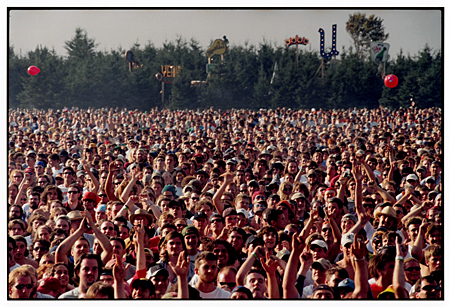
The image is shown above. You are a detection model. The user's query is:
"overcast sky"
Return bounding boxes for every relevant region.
[9,8,442,60]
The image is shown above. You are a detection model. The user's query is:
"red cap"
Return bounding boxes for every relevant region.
[252,191,266,203]
[37,277,61,295]
[277,200,293,213]
[82,191,99,203]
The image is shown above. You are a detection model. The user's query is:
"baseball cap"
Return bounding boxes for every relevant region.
[337,278,355,291]
[341,213,358,224]
[193,211,208,220]
[24,167,34,174]
[210,213,224,223]
[222,207,238,218]
[245,235,264,247]
[147,264,169,278]
[341,232,355,247]
[182,225,199,237]
[311,284,334,296]
[95,204,106,213]
[310,239,328,252]
[131,278,154,291]
[312,258,333,271]
[231,286,253,299]
[425,176,436,183]
[82,191,98,203]
[36,277,61,295]
[236,209,249,219]
[406,174,418,181]
[34,161,46,168]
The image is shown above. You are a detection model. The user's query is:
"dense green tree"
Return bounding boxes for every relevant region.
[15,46,66,109]
[346,12,389,60]
[8,28,441,112]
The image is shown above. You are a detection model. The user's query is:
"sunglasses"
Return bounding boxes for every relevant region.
[175,224,187,228]
[191,197,200,201]
[255,196,266,200]
[322,228,332,232]
[421,285,440,292]
[284,230,296,236]
[14,284,34,290]
[34,246,48,252]
[284,188,293,192]
[405,266,420,272]
[68,191,79,194]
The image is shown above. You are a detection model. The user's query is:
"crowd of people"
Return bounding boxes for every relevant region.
[7,105,442,300]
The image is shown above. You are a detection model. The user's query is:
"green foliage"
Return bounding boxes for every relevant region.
[346,12,389,59]
[8,28,441,111]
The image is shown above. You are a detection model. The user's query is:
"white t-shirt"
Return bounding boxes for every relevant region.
[192,285,231,299]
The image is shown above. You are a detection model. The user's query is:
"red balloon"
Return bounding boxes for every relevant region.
[27,66,40,76]
[384,74,398,88]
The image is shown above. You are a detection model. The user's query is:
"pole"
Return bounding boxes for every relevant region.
[321,58,324,78]
[296,44,299,67]
[161,81,164,104]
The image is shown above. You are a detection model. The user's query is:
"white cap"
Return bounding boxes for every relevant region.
[236,209,249,219]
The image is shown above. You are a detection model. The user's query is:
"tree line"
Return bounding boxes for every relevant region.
[9,28,441,112]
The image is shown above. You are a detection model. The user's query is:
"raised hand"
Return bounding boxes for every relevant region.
[109,161,118,172]
[352,164,364,182]
[310,206,320,221]
[292,233,305,253]
[113,254,130,281]
[260,252,280,275]
[133,221,145,245]
[350,237,367,260]
[168,250,190,277]
[300,250,313,267]
[79,217,90,233]
[395,236,407,258]
[220,172,234,183]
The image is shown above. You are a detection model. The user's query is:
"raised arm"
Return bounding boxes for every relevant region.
[336,175,349,203]
[411,219,428,262]
[369,181,396,204]
[168,250,190,299]
[120,169,141,203]
[324,208,341,262]
[131,225,144,269]
[260,252,280,299]
[105,162,120,201]
[350,237,369,298]
[82,160,99,192]
[360,158,377,183]
[116,195,139,220]
[113,254,130,299]
[351,164,365,215]
[393,237,409,298]
[282,233,305,298]
[212,172,234,215]
[236,245,264,286]
[55,218,87,264]
[14,173,33,205]
[83,210,113,265]
[401,202,431,225]
[299,206,319,241]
